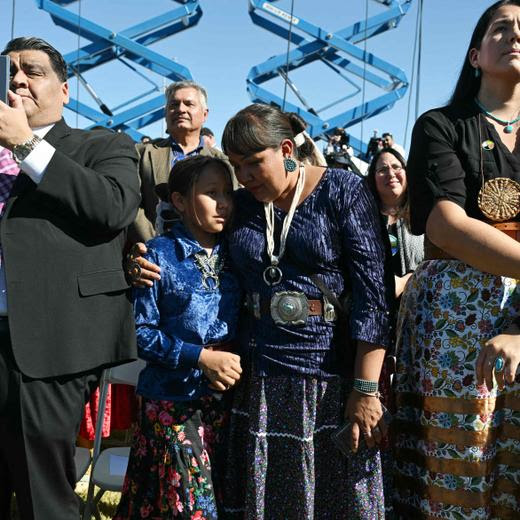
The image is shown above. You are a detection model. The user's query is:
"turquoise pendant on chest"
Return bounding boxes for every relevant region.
[475,97,520,134]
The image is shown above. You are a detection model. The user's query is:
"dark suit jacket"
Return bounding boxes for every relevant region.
[129,137,232,244]
[1,120,141,378]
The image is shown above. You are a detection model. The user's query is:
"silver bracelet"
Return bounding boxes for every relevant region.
[353,387,381,398]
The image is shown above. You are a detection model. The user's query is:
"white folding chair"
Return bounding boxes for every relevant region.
[74,447,91,481]
[82,359,145,520]
[74,446,91,516]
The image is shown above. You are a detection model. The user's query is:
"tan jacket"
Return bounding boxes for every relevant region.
[128,137,232,243]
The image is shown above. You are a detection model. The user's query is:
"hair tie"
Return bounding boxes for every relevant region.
[293,131,306,147]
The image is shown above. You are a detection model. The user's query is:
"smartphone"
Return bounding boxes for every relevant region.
[332,404,392,457]
[0,55,9,105]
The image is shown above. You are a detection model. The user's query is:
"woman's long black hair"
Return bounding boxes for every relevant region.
[450,0,520,106]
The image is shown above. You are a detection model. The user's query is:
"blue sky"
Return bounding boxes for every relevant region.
[1,0,493,151]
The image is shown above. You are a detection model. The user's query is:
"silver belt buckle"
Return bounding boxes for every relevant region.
[270,291,308,326]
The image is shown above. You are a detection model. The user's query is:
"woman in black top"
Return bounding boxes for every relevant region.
[394,1,520,518]
[366,148,424,296]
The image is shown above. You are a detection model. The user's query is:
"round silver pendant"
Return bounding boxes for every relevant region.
[263,265,283,286]
[270,291,309,326]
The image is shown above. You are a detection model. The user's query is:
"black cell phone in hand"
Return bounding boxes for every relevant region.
[332,403,392,457]
[0,56,10,105]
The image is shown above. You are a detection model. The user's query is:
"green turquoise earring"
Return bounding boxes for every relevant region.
[283,157,298,172]
[474,67,480,78]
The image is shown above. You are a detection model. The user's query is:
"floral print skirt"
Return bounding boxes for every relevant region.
[114,395,228,520]
[220,371,386,520]
[394,260,520,519]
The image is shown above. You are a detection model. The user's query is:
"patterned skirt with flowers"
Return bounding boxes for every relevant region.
[394,259,520,519]
[114,395,228,520]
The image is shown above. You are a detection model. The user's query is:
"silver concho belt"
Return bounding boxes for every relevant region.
[270,291,309,326]
[244,291,337,325]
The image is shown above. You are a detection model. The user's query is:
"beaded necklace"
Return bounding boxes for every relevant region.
[474,97,520,134]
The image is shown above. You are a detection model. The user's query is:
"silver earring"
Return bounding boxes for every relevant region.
[474,67,480,78]
[283,157,297,173]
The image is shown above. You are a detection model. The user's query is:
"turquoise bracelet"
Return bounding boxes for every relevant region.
[353,378,378,394]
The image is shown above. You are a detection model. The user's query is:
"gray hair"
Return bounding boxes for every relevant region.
[165,80,208,110]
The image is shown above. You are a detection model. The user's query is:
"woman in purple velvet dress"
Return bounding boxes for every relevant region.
[219,104,394,519]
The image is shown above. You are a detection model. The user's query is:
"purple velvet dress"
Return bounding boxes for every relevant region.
[221,168,394,519]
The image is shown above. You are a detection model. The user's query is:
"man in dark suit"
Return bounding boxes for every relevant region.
[0,37,140,519]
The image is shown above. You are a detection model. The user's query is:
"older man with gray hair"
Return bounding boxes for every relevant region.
[129,80,228,243]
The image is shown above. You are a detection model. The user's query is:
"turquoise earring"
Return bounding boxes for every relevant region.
[283,157,298,173]
[474,67,480,78]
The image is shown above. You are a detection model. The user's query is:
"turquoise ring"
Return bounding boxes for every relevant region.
[494,356,505,372]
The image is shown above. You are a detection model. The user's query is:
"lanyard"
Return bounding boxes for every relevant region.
[263,163,306,286]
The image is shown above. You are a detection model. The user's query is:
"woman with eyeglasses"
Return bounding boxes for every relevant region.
[394,1,520,517]
[366,148,424,299]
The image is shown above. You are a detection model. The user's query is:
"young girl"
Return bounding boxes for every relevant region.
[114,155,242,520]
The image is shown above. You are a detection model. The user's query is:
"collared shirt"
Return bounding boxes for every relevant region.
[0,124,55,315]
[154,136,205,234]
[169,135,204,167]
[134,221,241,401]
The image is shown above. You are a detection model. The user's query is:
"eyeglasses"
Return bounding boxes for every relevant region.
[375,164,404,176]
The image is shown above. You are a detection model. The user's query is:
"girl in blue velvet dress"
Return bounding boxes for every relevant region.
[114,155,241,520]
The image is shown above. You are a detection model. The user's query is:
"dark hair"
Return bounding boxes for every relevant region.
[91,125,114,133]
[2,37,68,82]
[167,155,233,200]
[366,147,409,219]
[200,127,214,138]
[450,0,520,106]
[221,104,314,162]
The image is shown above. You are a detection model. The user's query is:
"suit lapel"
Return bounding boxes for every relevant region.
[42,118,72,148]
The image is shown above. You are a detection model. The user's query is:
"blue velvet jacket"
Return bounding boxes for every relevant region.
[134,221,241,401]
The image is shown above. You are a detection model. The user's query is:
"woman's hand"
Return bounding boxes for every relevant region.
[198,350,242,392]
[126,242,161,288]
[345,391,387,453]
[476,326,520,391]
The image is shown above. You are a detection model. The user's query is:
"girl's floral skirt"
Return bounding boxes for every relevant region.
[394,260,520,519]
[114,395,228,520]
[220,371,386,520]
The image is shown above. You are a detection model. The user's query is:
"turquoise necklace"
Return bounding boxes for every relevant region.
[474,97,520,134]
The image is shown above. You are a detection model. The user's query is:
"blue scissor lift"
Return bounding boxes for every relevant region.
[34,0,202,141]
[247,0,413,156]
[35,0,412,153]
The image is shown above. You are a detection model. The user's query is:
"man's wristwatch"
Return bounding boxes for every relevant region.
[12,135,42,164]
